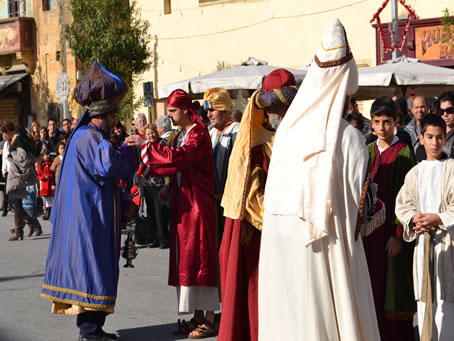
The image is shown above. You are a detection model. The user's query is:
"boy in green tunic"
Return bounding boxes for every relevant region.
[363,96,416,341]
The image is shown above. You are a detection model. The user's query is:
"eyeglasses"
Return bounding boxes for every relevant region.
[439,107,454,115]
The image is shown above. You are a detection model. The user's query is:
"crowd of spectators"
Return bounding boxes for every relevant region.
[0,117,78,239]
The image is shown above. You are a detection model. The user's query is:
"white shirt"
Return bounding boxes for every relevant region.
[2,140,10,174]
[376,135,399,154]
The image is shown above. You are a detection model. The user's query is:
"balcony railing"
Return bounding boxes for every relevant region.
[0,17,35,55]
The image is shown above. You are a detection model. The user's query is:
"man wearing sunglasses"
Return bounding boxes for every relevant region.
[440,91,454,158]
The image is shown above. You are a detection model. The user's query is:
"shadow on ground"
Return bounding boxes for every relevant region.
[117,323,189,341]
[0,273,44,283]
[29,235,51,240]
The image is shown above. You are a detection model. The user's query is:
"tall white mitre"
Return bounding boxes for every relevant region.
[263,18,359,246]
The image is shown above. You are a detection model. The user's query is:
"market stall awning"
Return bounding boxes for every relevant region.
[355,57,454,100]
[158,59,307,99]
[0,73,28,92]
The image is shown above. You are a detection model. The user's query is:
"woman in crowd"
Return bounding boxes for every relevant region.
[141,124,170,248]
[2,121,42,240]
[36,127,51,154]
[112,120,128,146]
[134,113,147,137]
[31,121,41,143]
[144,124,159,142]
[155,116,174,145]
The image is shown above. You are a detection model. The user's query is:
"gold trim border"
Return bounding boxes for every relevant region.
[42,284,116,301]
[40,293,115,310]
[273,89,290,106]
[314,53,353,69]
[320,41,349,51]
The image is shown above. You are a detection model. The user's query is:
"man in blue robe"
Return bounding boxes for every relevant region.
[41,61,137,341]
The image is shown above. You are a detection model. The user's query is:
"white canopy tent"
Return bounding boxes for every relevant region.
[355,57,454,100]
[158,59,308,99]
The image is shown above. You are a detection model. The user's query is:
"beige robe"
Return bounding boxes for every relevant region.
[395,159,454,303]
[258,121,380,341]
[395,159,454,340]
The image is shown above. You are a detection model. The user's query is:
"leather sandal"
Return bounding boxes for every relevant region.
[172,318,199,335]
[188,320,217,339]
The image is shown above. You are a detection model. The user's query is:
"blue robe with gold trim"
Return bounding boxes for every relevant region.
[41,123,134,313]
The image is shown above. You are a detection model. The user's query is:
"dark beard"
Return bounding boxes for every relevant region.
[102,117,112,140]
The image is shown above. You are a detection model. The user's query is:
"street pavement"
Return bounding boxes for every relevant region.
[0,214,218,341]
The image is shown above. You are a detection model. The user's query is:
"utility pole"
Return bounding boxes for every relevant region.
[57,0,70,120]
[391,0,399,60]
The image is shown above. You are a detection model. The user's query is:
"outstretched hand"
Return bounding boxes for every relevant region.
[125,134,145,148]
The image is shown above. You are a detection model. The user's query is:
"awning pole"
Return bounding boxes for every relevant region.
[391,0,399,60]
[61,0,69,120]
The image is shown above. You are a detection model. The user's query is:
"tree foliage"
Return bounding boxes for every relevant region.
[441,8,453,28]
[441,8,454,61]
[66,0,152,120]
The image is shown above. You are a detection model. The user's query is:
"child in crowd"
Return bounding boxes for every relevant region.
[396,114,454,341]
[363,96,416,341]
[51,142,65,185]
[37,149,54,220]
[37,127,51,154]
[59,132,70,145]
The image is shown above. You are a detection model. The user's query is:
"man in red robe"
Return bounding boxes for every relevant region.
[218,69,297,341]
[126,89,219,338]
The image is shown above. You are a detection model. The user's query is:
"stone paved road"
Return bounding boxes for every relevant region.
[0,214,218,341]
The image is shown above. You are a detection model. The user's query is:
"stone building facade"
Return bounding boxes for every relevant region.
[135,0,454,116]
[0,0,78,127]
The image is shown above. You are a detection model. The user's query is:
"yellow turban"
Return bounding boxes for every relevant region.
[203,88,233,111]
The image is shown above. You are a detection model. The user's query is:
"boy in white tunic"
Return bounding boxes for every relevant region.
[396,114,454,341]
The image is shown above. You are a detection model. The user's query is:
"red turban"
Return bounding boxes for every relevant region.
[262,69,296,91]
[167,89,204,127]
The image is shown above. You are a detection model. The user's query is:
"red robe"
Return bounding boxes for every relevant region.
[218,145,269,341]
[140,124,217,287]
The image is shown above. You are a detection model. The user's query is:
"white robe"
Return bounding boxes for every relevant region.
[258,122,380,341]
[416,160,454,340]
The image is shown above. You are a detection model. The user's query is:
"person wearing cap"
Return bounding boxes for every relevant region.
[203,88,239,245]
[218,69,297,341]
[41,61,137,341]
[258,20,380,340]
[126,89,219,339]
